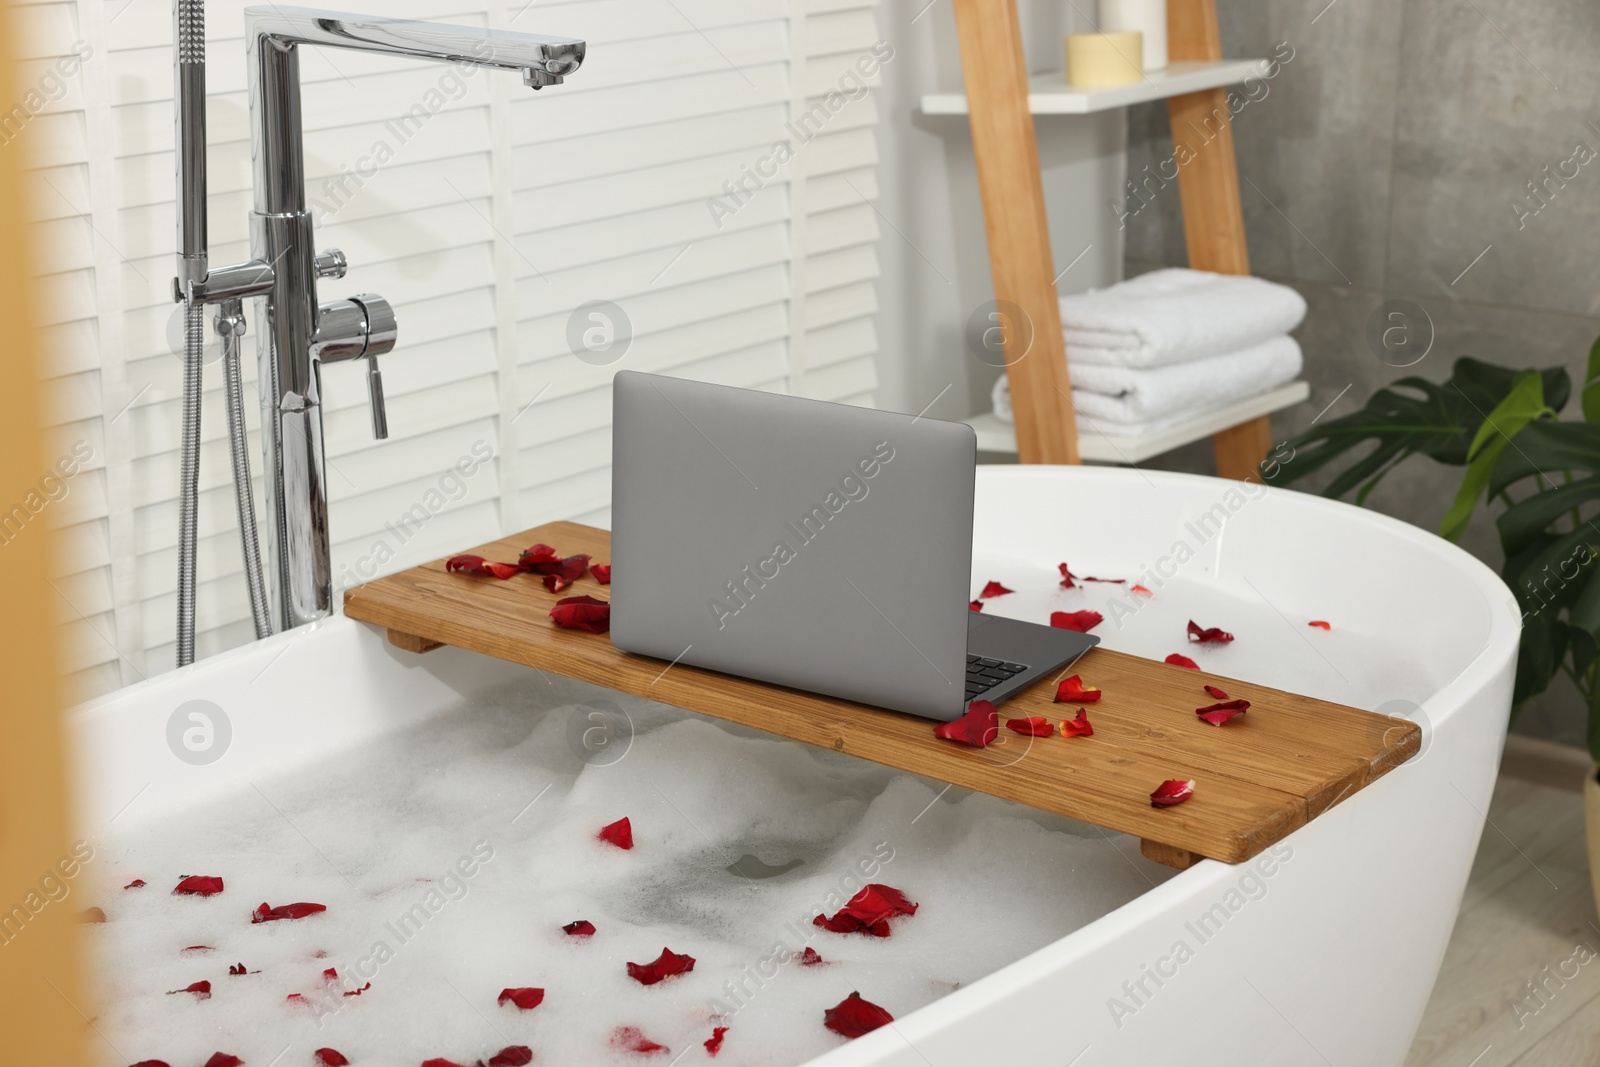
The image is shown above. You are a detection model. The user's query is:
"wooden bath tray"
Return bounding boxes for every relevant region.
[344,521,1420,868]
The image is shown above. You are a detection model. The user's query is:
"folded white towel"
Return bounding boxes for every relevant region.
[991,335,1303,431]
[1060,268,1306,368]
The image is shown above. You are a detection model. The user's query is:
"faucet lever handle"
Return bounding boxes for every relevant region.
[349,294,396,441]
[314,248,348,280]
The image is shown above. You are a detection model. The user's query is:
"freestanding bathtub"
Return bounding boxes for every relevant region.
[70,467,1518,1066]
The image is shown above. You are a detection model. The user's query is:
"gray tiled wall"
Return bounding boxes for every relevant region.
[1122,0,1600,749]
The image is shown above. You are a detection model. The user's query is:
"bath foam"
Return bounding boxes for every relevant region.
[87,676,1175,1067]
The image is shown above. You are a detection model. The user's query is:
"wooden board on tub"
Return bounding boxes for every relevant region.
[343,521,1420,868]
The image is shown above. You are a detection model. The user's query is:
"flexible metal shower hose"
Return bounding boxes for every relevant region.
[175,301,204,667]
[220,307,273,640]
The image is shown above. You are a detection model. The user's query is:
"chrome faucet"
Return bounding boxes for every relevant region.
[171,4,585,648]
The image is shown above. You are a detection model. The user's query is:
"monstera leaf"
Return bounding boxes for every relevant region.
[1491,419,1600,735]
[1276,358,1571,503]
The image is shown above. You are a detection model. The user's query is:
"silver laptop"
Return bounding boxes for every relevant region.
[609,371,1098,722]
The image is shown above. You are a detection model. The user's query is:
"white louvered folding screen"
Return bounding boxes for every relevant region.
[13,0,882,702]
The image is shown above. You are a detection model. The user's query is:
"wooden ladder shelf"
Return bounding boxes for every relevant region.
[952,0,1279,477]
[344,522,1420,870]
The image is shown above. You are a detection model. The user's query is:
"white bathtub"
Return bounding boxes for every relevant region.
[71,467,1519,1066]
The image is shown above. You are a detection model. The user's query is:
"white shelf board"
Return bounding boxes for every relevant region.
[967,380,1311,464]
[920,59,1270,116]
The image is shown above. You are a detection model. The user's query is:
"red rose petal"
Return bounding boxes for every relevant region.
[124,879,146,890]
[592,564,612,584]
[932,700,999,747]
[814,884,917,937]
[250,901,326,924]
[563,919,596,937]
[173,875,224,897]
[1164,653,1200,669]
[516,543,559,569]
[598,817,634,850]
[1007,716,1054,737]
[1203,684,1229,699]
[799,946,825,966]
[1195,699,1250,726]
[498,987,545,1011]
[228,963,247,976]
[542,573,573,593]
[1058,563,1077,589]
[1082,575,1125,584]
[181,945,213,955]
[1151,779,1196,807]
[1059,708,1093,738]
[421,1060,468,1067]
[488,1047,534,1067]
[549,594,610,633]
[1308,620,1331,630]
[1050,610,1102,632]
[445,554,521,580]
[167,980,211,999]
[969,599,983,612]
[823,991,894,1039]
[978,580,1013,599]
[1132,584,1154,597]
[1187,619,1234,644]
[130,1061,174,1067]
[313,1051,350,1067]
[202,1056,243,1067]
[610,1026,669,1054]
[704,1026,729,1056]
[626,946,696,985]
[1053,674,1101,704]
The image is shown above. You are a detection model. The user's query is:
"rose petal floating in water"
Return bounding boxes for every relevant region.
[978,580,1013,599]
[592,564,612,584]
[1050,610,1102,633]
[704,1026,729,1056]
[313,1051,349,1067]
[167,980,211,999]
[1053,674,1101,703]
[488,1048,534,1067]
[1060,709,1094,738]
[610,1026,670,1054]
[123,879,146,890]
[1187,620,1234,644]
[1133,584,1153,596]
[181,945,212,955]
[1058,563,1077,589]
[250,901,326,924]
[1164,653,1199,670]
[823,992,894,1039]
[563,919,596,937]
[420,1059,468,1067]
[968,600,983,612]
[932,700,998,747]
[549,595,610,633]
[445,554,521,580]
[626,947,696,985]
[598,817,633,850]
[1203,684,1229,700]
[1150,779,1196,807]
[799,946,825,966]
[202,1056,243,1067]
[129,1061,173,1067]
[498,987,545,1011]
[1308,620,1331,630]
[813,883,918,938]
[227,963,248,976]
[1195,699,1250,726]
[173,875,224,897]
[1007,716,1054,737]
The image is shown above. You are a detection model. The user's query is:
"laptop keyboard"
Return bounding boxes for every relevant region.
[965,654,1029,699]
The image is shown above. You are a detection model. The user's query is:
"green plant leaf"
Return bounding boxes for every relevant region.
[1489,421,1600,498]
[1495,477,1600,558]
[1439,370,1551,542]
[1274,358,1569,501]
[1583,332,1600,424]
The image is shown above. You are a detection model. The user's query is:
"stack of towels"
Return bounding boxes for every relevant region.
[991,268,1307,437]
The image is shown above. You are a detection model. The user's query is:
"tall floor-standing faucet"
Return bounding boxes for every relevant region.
[171,4,584,657]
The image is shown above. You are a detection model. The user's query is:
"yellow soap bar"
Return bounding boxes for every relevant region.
[1064,31,1143,87]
